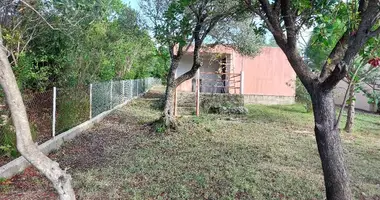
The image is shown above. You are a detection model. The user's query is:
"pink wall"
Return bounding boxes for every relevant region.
[177,79,193,92]
[238,47,296,97]
[176,46,296,97]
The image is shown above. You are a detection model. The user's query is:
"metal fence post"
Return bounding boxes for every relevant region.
[130,80,133,99]
[52,87,56,137]
[122,80,125,102]
[145,78,148,92]
[89,84,92,119]
[110,80,113,109]
[196,70,200,116]
[136,79,139,96]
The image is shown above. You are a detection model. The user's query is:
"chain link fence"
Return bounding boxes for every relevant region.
[1,77,160,165]
[17,78,160,144]
[91,78,160,117]
[56,86,90,135]
[24,91,53,144]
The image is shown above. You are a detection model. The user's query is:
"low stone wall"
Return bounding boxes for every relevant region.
[244,94,295,105]
[200,93,244,108]
[177,92,244,107]
[177,92,295,107]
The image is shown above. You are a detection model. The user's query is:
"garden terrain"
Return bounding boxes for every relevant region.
[0,87,379,200]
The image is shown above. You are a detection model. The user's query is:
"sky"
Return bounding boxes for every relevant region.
[121,0,313,49]
[123,0,140,10]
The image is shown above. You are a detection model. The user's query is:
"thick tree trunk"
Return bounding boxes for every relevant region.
[163,59,179,129]
[344,83,356,133]
[311,88,352,200]
[0,48,75,200]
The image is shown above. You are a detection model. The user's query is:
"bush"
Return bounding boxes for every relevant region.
[0,122,18,158]
[295,78,312,112]
[208,105,248,115]
[0,121,38,159]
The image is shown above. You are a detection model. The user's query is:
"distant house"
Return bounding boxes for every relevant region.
[334,80,380,113]
[176,45,296,105]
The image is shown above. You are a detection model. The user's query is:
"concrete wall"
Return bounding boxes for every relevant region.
[244,94,295,105]
[177,91,294,107]
[200,93,244,108]
[334,80,377,112]
[177,92,244,108]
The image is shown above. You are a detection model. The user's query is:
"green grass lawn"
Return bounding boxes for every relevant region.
[69,97,380,200]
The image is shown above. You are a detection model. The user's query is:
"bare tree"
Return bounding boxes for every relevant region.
[245,0,380,199]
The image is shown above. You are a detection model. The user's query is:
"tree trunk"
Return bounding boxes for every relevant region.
[163,59,179,129]
[344,83,356,133]
[0,48,76,200]
[311,88,352,200]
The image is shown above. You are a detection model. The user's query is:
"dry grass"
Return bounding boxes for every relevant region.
[1,88,379,199]
[71,98,380,199]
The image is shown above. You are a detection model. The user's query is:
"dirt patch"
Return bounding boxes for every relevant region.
[0,166,57,200]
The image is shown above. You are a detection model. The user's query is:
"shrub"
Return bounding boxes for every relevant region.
[0,121,38,158]
[295,78,312,112]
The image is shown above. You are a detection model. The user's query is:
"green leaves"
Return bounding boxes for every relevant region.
[2,0,165,90]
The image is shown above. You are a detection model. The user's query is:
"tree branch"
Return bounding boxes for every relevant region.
[320,0,380,88]
[19,0,57,31]
[280,0,296,48]
[335,63,362,128]
[342,0,380,64]
[321,61,348,89]
[369,26,380,37]
[319,31,350,81]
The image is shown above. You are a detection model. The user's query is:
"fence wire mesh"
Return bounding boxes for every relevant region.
[0,77,160,166]
[111,81,124,108]
[92,81,112,117]
[24,90,53,144]
[124,80,133,101]
[91,78,160,117]
[56,86,90,135]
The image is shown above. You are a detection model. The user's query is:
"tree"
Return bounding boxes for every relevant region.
[4,0,160,90]
[341,56,380,133]
[141,0,220,128]
[141,0,262,129]
[244,0,380,199]
[210,19,264,57]
[306,18,380,133]
[0,1,75,199]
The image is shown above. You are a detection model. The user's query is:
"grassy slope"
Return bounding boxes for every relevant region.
[72,96,380,200]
